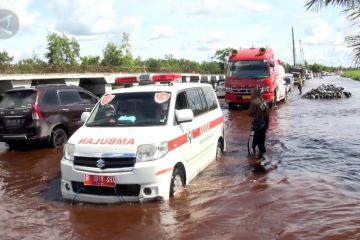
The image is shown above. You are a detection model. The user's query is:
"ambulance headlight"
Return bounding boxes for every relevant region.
[136,142,168,162]
[63,143,75,161]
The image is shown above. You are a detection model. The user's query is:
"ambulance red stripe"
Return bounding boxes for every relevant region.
[167,116,224,151]
[155,167,175,175]
[167,134,188,151]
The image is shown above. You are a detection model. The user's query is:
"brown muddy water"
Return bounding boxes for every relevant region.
[1,76,360,240]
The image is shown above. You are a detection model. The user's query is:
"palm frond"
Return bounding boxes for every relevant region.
[345,34,360,64]
[305,0,356,11]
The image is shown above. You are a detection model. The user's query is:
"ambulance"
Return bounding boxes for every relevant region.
[61,74,226,203]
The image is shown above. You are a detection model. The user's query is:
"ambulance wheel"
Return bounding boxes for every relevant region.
[284,91,288,102]
[216,141,223,160]
[169,168,185,197]
[50,127,67,148]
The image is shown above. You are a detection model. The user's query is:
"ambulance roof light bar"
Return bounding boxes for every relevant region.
[115,76,138,84]
[115,73,182,85]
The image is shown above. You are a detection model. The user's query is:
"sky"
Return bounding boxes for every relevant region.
[0,0,356,67]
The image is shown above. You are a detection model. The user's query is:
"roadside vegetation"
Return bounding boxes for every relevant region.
[342,70,360,81]
[0,32,345,75]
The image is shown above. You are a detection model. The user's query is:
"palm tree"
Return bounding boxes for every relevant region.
[306,0,360,64]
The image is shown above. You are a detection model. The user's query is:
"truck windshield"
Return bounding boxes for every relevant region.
[228,60,270,79]
[86,92,170,127]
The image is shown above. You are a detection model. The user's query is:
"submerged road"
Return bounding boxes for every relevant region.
[1,75,360,239]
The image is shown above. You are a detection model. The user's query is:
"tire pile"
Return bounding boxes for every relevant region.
[302,84,352,99]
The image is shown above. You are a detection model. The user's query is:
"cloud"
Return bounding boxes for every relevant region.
[149,25,176,40]
[46,0,120,36]
[187,0,219,15]
[0,0,38,32]
[237,0,272,12]
[120,16,143,29]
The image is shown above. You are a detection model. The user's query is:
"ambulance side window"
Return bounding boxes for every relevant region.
[202,86,218,111]
[175,91,188,110]
[186,88,206,117]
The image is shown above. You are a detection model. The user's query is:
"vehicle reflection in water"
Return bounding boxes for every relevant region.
[1,76,360,239]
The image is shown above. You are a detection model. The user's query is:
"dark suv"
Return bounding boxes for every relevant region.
[0,84,98,148]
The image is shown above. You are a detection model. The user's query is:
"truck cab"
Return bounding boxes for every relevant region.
[225,47,286,109]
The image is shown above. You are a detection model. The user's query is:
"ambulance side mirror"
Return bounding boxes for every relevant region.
[175,109,193,123]
[81,112,91,123]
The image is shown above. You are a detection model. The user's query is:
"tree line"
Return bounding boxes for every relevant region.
[0,32,345,74]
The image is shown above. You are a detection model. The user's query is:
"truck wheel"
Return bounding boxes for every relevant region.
[228,103,237,110]
[284,91,288,102]
[270,90,277,108]
[169,168,185,197]
[50,128,67,148]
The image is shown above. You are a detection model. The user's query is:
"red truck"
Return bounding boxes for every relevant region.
[225,47,286,109]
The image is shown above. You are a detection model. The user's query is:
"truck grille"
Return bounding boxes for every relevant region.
[71,182,140,196]
[74,156,136,169]
[230,88,252,94]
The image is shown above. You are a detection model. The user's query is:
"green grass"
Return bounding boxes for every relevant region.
[343,70,360,81]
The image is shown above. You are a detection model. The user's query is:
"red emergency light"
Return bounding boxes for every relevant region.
[152,73,182,82]
[115,76,138,84]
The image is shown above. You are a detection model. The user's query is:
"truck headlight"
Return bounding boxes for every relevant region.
[136,142,168,162]
[63,143,75,161]
[261,86,270,93]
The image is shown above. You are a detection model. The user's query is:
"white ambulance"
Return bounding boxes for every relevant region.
[61,74,226,203]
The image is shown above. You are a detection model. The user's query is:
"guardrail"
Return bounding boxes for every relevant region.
[0,65,221,75]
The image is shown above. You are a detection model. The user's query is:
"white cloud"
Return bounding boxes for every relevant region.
[0,0,38,31]
[188,0,219,15]
[47,0,119,36]
[149,25,176,40]
[237,0,272,12]
[120,16,144,29]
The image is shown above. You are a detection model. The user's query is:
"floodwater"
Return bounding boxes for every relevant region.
[1,76,360,240]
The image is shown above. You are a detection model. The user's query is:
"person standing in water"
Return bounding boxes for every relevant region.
[248,87,269,159]
[298,79,303,94]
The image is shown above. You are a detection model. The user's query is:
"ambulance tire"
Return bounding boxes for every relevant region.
[169,168,185,197]
[50,127,67,148]
[216,140,223,160]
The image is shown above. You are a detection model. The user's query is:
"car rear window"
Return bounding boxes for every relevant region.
[0,90,37,109]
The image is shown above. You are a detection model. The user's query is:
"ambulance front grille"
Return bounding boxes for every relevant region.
[71,182,140,196]
[74,156,136,169]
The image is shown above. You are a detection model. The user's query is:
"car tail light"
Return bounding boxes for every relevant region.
[32,93,43,120]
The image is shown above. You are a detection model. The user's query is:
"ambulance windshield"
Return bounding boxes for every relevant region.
[86,92,170,127]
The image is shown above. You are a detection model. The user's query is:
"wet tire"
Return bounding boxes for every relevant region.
[228,103,237,110]
[169,168,185,198]
[284,91,288,103]
[216,141,223,160]
[270,90,277,108]
[50,128,67,148]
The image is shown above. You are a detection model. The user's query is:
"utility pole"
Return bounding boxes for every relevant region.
[299,39,305,67]
[292,27,296,66]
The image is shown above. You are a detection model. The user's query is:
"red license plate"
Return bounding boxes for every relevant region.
[84,174,116,187]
